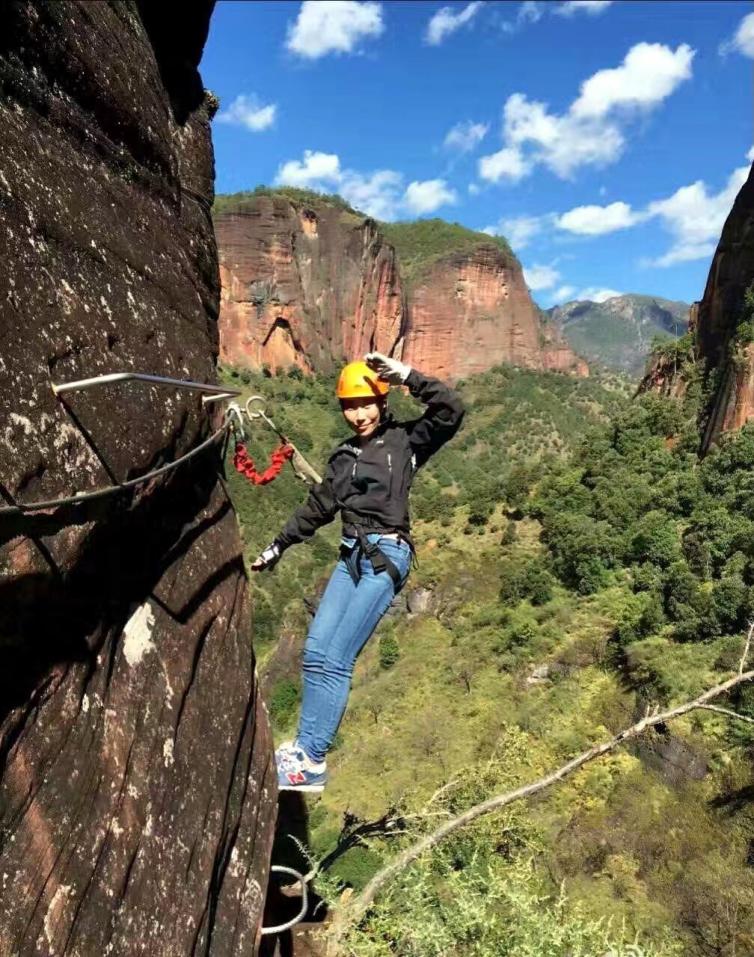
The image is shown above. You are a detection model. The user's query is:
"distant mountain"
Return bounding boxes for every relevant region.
[548,294,690,375]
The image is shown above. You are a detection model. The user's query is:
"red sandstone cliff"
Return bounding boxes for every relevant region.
[400,245,587,379]
[640,163,754,450]
[216,196,406,373]
[694,164,754,449]
[215,196,587,380]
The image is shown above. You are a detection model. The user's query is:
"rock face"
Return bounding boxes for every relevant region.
[640,164,754,450]
[540,316,591,378]
[0,3,275,955]
[215,196,586,380]
[216,196,406,373]
[401,245,587,380]
[550,294,690,376]
[693,164,754,449]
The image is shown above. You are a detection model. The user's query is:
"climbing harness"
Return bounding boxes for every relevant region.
[259,865,309,936]
[339,508,413,590]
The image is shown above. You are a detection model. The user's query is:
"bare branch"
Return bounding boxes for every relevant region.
[325,665,754,952]
[739,620,754,674]
[422,777,459,813]
[699,703,754,725]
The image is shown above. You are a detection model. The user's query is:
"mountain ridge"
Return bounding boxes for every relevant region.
[548,293,690,375]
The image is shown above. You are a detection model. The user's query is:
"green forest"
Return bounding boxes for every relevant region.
[222,357,754,956]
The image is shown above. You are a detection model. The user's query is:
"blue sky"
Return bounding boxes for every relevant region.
[201,1,753,307]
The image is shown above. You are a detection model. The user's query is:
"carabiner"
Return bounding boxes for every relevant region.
[245,395,268,420]
[226,402,246,441]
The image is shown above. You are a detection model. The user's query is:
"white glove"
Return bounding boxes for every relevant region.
[251,542,281,572]
[365,352,411,385]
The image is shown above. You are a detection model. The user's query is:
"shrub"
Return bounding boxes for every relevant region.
[328,846,383,891]
[379,632,400,669]
[269,678,299,726]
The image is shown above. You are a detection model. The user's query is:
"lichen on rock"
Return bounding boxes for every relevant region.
[0,3,276,954]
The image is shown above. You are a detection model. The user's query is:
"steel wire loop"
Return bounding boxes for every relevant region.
[259,865,309,936]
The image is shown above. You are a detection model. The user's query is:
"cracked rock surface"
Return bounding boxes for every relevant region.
[0,2,276,953]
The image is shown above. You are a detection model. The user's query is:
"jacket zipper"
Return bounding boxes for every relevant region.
[387,451,393,496]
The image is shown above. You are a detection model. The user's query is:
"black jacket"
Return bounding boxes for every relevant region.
[274,369,465,551]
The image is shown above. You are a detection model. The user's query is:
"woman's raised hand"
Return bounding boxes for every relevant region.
[364,352,411,385]
[251,542,281,571]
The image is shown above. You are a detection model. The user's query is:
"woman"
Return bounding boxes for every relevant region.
[252,351,464,792]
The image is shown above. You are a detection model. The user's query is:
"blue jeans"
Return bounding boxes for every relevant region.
[296,534,412,763]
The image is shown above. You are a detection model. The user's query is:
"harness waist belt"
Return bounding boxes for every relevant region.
[339,527,403,589]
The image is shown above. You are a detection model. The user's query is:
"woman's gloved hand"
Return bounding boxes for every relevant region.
[251,542,281,572]
[365,352,411,385]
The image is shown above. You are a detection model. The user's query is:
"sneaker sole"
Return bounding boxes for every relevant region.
[278,782,325,793]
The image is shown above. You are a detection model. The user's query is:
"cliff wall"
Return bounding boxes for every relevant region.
[640,164,754,451]
[215,196,586,380]
[695,165,754,449]
[0,3,275,954]
[216,196,406,373]
[401,245,587,379]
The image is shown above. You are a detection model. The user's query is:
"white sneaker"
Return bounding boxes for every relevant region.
[277,746,328,792]
[274,739,298,761]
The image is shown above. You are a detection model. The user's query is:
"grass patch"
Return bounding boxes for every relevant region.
[380,219,516,286]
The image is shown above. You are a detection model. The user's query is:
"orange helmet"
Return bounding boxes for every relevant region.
[336,360,389,399]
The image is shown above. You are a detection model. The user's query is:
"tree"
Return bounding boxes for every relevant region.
[326,646,754,952]
[379,632,400,670]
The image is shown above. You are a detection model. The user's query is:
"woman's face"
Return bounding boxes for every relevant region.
[341,397,383,437]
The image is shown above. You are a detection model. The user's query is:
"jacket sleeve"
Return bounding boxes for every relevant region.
[274,459,339,551]
[403,369,465,469]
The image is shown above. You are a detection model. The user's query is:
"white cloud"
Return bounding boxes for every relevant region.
[286,1,384,59]
[478,144,531,182]
[216,94,277,131]
[503,0,610,33]
[275,150,454,220]
[443,120,489,153]
[571,42,694,118]
[557,201,644,235]
[518,1,544,24]
[501,92,625,179]
[484,214,550,249]
[275,150,401,218]
[276,150,342,187]
[468,182,481,195]
[646,165,749,267]
[341,170,404,220]
[479,42,694,182]
[404,179,457,214]
[576,287,623,302]
[649,242,717,268]
[720,12,754,58]
[552,284,577,301]
[523,263,560,291]
[748,145,754,162]
[555,0,613,16]
[425,1,483,45]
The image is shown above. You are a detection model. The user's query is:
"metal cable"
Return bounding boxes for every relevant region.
[51,371,241,398]
[259,865,309,936]
[0,418,233,516]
